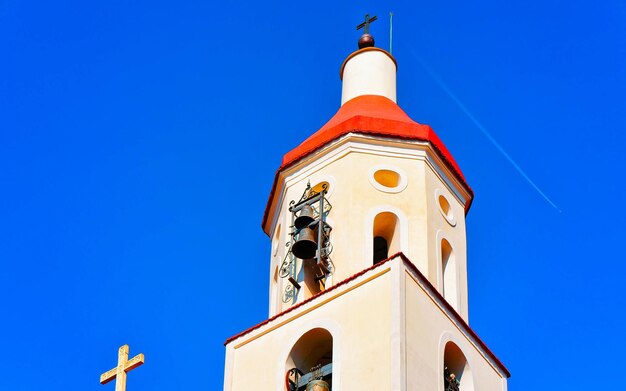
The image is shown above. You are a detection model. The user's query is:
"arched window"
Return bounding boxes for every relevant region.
[441,239,458,310]
[443,342,474,391]
[286,328,333,390]
[373,212,400,265]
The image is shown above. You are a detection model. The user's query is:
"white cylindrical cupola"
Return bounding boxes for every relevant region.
[340,47,397,105]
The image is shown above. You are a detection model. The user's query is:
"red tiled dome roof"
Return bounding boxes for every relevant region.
[262,94,473,232]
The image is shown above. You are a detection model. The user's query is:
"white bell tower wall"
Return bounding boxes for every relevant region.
[267,134,471,320]
[226,256,508,391]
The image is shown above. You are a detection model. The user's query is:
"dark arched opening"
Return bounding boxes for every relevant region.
[372,212,399,265]
[443,342,474,391]
[286,328,333,390]
[373,236,389,264]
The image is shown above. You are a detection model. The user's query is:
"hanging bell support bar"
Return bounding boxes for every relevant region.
[288,276,300,289]
[317,190,324,266]
[296,363,332,388]
[289,192,324,213]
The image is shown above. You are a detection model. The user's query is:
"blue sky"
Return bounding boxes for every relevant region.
[1,0,625,390]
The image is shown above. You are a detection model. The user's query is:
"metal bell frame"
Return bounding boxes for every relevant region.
[280,181,334,303]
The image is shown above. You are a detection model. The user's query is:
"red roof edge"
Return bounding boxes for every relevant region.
[224,252,510,378]
[261,132,475,234]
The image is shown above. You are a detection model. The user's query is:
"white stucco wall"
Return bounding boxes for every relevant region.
[225,257,508,391]
[225,266,393,390]
[267,135,471,320]
[341,48,397,105]
[404,265,507,391]
[424,158,469,320]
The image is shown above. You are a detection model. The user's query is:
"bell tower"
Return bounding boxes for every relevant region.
[224,17,510,391]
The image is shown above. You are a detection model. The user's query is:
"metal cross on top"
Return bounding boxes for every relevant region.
[356,14,378,34]
[100,345,145,391]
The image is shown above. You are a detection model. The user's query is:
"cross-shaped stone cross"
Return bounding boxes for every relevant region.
[100,345,145,391]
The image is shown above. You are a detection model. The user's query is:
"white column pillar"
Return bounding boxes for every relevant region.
[340,48,397,105]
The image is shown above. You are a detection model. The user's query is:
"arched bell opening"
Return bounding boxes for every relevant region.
[284,181,334,304]
[441,239,458,311]
[285,328,333,391]
[373,212,400,265]
[443,342,474,391]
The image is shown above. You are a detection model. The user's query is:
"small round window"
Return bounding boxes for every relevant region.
[369,165,407,193]
[437,192,457,226]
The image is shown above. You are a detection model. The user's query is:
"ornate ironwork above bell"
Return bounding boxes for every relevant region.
[294,204,316,229]
[281,179,334,300]
[292,226,318,259]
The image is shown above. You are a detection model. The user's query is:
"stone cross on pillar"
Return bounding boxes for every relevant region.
[100,345,145,391]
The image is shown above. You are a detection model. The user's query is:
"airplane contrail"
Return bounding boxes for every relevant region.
[411,50,562,213]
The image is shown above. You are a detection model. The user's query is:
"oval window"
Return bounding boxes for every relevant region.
[369,166,407,193]
[374,170,400,188]
[437,194,456,226]
[311,181,330,195]
[306,177,335,198]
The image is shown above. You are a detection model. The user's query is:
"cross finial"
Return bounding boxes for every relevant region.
[356,14,378,35]
[100,345,145,391]
[356,14,378,48]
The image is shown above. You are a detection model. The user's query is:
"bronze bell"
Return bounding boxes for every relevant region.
[306,379,330,391]
[292,227,317,259]
[294,204,316,229]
